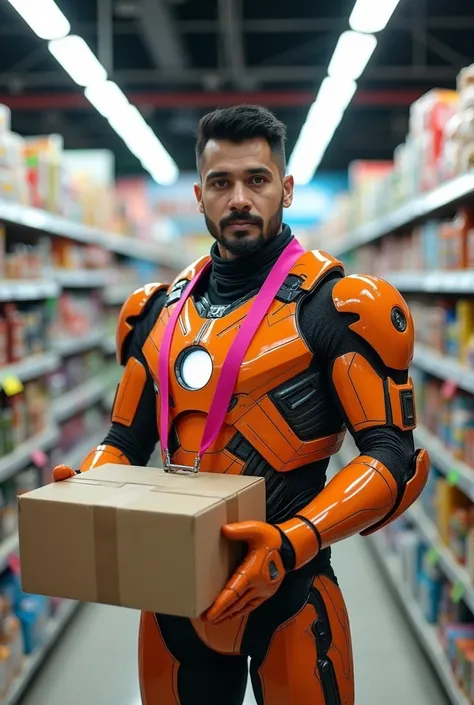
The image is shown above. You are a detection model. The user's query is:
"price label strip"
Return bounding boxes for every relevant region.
[427,547,439,566]
[451,582,465,605]
[447,469,460,487]
[0,375,23,397]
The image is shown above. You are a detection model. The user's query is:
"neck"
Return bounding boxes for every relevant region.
[207,225,293,305]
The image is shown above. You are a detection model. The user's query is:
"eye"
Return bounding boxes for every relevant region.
[213,179,228,189]
[250,175,267,185]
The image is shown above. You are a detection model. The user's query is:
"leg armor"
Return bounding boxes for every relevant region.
[139,612,248,705]
[251,574,354,705]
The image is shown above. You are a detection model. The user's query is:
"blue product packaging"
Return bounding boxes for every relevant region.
[16,595,49,654]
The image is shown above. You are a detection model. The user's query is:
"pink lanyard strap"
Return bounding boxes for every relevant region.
[159,237,305,472]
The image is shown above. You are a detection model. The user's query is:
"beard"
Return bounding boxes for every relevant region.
[204,198,284,257]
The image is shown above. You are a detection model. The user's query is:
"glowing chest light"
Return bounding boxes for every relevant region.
[176,346,213,391]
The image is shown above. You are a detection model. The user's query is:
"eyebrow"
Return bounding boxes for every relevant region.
[205,166,274,183]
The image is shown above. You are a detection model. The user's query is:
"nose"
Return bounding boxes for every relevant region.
[228,182,252,212]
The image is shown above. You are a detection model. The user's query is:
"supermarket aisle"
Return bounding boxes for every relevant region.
[19,535,449,705]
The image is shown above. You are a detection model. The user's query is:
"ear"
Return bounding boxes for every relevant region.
[282,175,294,209]
[194,182,205,214]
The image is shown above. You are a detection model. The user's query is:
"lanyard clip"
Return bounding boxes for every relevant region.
[163,449,172,473]
[163,449,201,474]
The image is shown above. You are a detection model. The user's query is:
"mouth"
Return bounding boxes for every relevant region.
[226,220,257,232]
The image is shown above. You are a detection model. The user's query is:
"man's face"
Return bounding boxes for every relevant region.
[194,137,294,258]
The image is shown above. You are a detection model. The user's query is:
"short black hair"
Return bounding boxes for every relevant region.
[196,105,287,174]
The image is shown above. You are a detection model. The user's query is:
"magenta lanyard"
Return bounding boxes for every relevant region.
[159,238,305,473]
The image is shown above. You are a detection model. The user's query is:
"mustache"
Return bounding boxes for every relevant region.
[220,211,264,229]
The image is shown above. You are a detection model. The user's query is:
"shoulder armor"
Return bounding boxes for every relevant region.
[165,255,212,308]
[169,255,211,291]
[332,274,414,370]
[117,282,168,364]
[291,249,344,292]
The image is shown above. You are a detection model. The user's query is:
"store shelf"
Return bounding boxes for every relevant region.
[53,378,109,423]
[0,198,185,268]
[368,534,471,705]
[53,330,102,357]
[62,425,109,469]
[52,269,111,289]
[103,283,135,306]
[4,600,79,705]
[414,425,474,503]
[102,337,116,355]
[387,270,474,294]
[408,503,474,613]
[0,533,19,574]
[332,173,474,257]
[0,426,59,483]
[0,280,59,302]
[413,345,474,394]
[0,352,60,384]
[101,233,186,268]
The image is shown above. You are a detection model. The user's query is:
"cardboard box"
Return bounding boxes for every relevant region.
[18,464,265,618]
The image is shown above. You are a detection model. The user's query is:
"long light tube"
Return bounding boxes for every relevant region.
[48,36,107,87]
[328,31,378,81]
[289,0,400,182]
[84,81,130,119]
[5,0,70,40]
[349,0,402,34]
[288,78,356,185]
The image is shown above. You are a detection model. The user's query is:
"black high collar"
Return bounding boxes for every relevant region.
[207,225,294,305]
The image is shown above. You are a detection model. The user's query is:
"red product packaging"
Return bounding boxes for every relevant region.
[5,305,26,364]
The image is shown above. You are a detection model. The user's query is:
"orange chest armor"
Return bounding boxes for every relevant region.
[142,250,346,478]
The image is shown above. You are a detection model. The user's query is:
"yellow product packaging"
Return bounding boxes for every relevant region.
[457,300,474,363]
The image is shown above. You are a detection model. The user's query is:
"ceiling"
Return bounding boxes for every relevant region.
[0,0,473,177]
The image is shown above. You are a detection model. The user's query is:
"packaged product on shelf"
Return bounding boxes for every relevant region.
[4,304,26,364]
[409,89,459,192]
[442,64,474,179]
[436,480,472,546]
[0,396,14,457]
[449,507,474,564]
[23,134,63,213]
[9,392,27,447]
[1,482,18,538]
[0,104,10,133]
[347,160,393,225]
[419,551,444,624]
[1,613,23,679]
[0,644,10,696]
[16,594,49,655]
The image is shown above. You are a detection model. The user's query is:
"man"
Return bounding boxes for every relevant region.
[54,105,429,705]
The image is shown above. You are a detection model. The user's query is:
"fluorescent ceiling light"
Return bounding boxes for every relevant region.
[6,0,70,40]
[349,0,401,34]
[84,81,129,118]
[288,109,345,186]
[49,35,107,87]
[328,31,377,81]
[313,76,357,115]
[288,77,356,185]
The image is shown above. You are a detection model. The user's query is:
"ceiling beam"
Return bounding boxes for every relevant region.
[139,0,188,70]
[218,0,247,89]
[0,65,461,89]
[2,16,474,36]
[0,88,424,111]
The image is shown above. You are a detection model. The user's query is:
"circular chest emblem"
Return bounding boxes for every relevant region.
[391,306,407,332]
[176,347,213,391]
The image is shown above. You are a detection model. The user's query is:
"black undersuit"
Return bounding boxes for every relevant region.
[103,225,415,704]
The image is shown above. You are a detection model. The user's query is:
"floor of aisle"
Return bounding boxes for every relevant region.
[19,534,450,705]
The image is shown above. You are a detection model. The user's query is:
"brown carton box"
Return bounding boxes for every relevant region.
[18,464,266,618]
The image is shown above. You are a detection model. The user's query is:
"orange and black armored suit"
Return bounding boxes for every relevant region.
[54,226,429,705]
